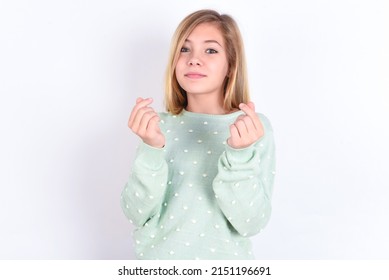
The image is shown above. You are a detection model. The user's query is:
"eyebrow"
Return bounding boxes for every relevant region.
[185,39,222,47]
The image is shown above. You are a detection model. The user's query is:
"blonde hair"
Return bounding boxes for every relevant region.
[164,9,250,115]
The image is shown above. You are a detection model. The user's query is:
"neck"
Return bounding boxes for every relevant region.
[186,94,230,115]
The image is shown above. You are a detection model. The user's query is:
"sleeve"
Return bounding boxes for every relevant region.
[120,142,168,228]
[212,114,276,237]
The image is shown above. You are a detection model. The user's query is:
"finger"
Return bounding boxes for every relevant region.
[242,115,256,135]
[228,124,240,146]
[247,101,255,111]
[239,102,261,130]
[234,118,248,138]
[128,98,153,127]
[137,111,159,136]
[146,114,161,133]
[130,107,155,132]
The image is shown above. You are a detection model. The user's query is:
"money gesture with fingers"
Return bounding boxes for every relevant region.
[128,97,165,148]
[227,102,264,149]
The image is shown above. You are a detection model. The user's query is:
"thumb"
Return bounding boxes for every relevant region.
[136,97,143,104]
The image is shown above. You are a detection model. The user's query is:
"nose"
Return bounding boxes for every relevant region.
[188,53,202,66]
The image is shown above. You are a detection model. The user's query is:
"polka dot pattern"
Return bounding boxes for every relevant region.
[122,111,275,260]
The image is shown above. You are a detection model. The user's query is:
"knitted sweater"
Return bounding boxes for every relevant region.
[121,109,276,259]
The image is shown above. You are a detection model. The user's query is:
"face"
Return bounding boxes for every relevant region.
[175,23,229,99]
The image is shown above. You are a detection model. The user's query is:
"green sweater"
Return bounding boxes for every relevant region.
[121,109,276,259]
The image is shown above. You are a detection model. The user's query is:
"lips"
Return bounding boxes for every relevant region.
[185,72,206,79]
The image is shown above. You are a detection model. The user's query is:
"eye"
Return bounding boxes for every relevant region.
[205,48,218,54]
[180,47,190,52]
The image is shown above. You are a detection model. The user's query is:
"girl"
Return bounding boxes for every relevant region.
[121,9,276,260]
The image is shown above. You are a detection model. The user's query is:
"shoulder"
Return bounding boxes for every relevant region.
[256,113,274,133]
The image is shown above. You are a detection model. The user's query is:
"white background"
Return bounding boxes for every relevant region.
[0,0,388,259]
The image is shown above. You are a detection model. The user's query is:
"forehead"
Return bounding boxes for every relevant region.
[186,22,224,44]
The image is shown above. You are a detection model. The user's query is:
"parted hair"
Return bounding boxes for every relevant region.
[164,9,250,115]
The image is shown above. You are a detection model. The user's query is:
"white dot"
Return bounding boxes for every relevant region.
[210,248,216,253]
[214,224,220,229]
[185,242,190,246]
[163,236,167,240]
[248,251,252,255]
[148,195,154,199]
[253,184,257,189]
[188,129,193,133]
[198,196,202,201]
[180,121,184,124]
[193,161,197,165]
[135,192,140,197]
[174,192,179,197]
[166,129,171,133]
[260,143,264,147]
[214,194,219,199]
[163,202,168,207]
[160,225,164,229]
[272,171,276,175]
[169,159,174,163]
[169,215,174,219]
[174,137,179,141]
[246,218,251,223]
[160,119,165,123]
[179,171,184,175]
[222,141,227,145]
[248,175,254,179]
[188,183,193,187]
[207,210,212,214]
[135,240,140,244]
[197,139,203,144]
[242,233,248,237]
[151,173,156,177]
[184,149,188,153]
[151,245,155,249]
[150,234,155,239]
[199,233,205,237]
[213,131,218,135]
[176,227,180,232]
[249,201,254,207]
[262,213,266,218]
[172,115,177,118]
[138,209,143,213]
[129,219,133,224]
[144,222,149,227]
[234,183,240,187]
[203,121,208,125]
[202,173,208,178]
[231,200,236,205]
[207,150,212,154]
[139,253,144,257]
[169,251,175,255]
[183,205,188,210]
[168,181,172,185]
[234,252,238,256]
[228,217,233,221]
[191,219,197,224]
[125,204,129,209]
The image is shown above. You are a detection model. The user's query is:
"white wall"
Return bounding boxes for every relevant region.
[0,0,388,259]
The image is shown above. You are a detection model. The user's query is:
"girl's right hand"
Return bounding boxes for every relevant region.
[128,97,165,148]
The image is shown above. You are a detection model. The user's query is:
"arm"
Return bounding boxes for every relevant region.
[121,97,167,228]
[121,142,168,228]
[213,112,276,237]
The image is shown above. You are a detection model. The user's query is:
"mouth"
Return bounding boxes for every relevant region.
[184,72,206,79]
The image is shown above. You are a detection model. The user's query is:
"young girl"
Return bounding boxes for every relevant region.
[121,9,275,260]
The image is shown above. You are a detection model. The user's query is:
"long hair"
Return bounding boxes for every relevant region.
[164,9,250,115]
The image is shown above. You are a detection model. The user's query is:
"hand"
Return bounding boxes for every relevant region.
[128,97,165,148]
[227,102,264,149]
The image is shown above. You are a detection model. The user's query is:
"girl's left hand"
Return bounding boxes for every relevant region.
[227,102,264,149]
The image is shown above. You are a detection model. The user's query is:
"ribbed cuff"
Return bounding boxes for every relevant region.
[225,143,256,164]
[136,142,166,170]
